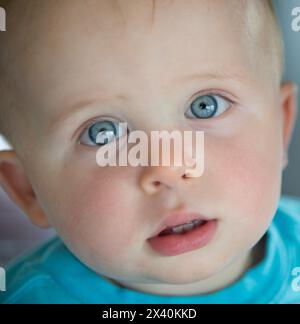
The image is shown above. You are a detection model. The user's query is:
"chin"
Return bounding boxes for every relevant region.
[153,265,218,286]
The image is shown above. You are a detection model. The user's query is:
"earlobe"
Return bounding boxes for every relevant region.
[0,150,51,228]
[280,82,298,170]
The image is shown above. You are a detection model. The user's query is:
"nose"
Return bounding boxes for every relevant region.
[139,127,197,195]
[139,165,190,195]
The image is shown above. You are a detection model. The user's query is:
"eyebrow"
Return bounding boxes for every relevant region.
[173,70,245,84]
[47,94,129,132]
[48,70,244,132]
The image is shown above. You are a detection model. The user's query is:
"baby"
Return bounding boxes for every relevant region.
[0,0,299,304]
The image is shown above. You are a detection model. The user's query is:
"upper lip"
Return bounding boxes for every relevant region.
[149,210,212,238]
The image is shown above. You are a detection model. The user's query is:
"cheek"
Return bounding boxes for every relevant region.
[206,120,283,239]
[47,166,141,266]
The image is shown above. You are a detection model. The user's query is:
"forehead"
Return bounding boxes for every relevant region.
[5,0,268,113]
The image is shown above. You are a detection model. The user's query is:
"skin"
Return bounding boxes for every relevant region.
[0,0,298,296]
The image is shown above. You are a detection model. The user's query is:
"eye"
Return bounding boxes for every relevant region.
[79,119,128,147]
[185,94,232,119]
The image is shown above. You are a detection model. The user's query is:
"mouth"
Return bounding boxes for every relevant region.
[147,213,218,257]
[157,219,207,236]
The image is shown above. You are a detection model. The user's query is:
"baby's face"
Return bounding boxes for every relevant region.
[5,0,296,292]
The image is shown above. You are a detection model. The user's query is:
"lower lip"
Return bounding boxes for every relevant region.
[147,220,218,257]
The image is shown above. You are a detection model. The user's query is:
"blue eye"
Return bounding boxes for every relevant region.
[79,119,127,147]
[186,94,232,119]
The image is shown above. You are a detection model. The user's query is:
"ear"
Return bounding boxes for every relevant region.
[280,82,298,170]
[0,150,51,228]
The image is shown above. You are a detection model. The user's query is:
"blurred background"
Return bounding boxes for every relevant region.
[276,0,300,198]
[0,0,299,265]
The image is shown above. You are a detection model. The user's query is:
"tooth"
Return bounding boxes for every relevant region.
[172,225,185,234]
[160,220,205,236]
[193,220,204,226]
[183,223,195,231]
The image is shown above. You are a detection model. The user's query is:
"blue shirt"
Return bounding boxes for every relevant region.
[1,195,300,304]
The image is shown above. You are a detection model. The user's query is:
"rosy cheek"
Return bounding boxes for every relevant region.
[56,167,139,261]
[207,132,282,227]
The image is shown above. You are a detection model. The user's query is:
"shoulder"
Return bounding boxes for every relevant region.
[275,195,300,235]
[273,195,300,264]
[270,196,300,304]
[279,195,300,215]
[0,237,80,304]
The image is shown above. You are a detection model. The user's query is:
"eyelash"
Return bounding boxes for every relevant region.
[189,90,235,107]
[76,90,236,145]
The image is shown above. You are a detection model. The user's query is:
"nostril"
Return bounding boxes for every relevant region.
[153,181,161,187]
